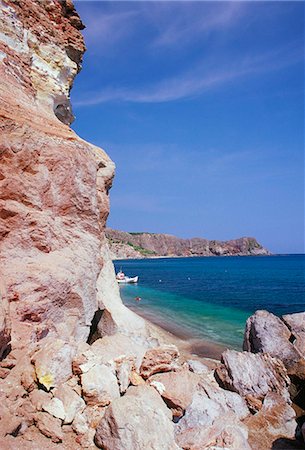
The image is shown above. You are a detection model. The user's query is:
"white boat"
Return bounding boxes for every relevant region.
[116,271,139,284]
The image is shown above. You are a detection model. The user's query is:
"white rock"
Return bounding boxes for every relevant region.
[42,397,65,421]
[81,363,120,406]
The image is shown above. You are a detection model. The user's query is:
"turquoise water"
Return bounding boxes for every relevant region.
[114,255,305,349]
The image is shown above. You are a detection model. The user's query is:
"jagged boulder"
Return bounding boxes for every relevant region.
[282,312,305,357]
[245,392,297,450]
[243,310,305,379]
[140,344,179,379]
[81,363,120,406]
[94,385,179,450]
[32,338,75,390]
[215,350,290,411]
[148,368,199,419]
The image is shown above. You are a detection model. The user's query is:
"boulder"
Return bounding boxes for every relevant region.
[81,363,120,406]
[245,392,297,450]
[139,344,179,379]
[176,412,251,450]
[283,312,305,356]
[42,397,65,420]
[32,339,75,390]
[94,385,179,450]
[187,359,209,374]
[148,368,199,419]
[34,412,63,443]
[53,383,85,424]
[90,333,146,370]
[243,310,305,379]
[175,372,250,449]
[216,350,290,410]
[115,356,136,394]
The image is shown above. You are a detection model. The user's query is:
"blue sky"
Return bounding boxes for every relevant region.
[72,1,304,254]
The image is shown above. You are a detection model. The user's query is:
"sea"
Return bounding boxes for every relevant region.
[114,255,305,351]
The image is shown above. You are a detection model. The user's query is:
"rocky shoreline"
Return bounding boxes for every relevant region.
[0,2,304,449]
[106,228,270,260]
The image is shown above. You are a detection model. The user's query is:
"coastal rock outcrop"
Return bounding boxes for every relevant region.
[215,350,291,410]
[106,228,270,259]
[94,385,179,450]
[243,310,305,379]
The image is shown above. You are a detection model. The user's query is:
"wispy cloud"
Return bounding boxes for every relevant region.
[74,41,303,106]
[149,2,244,48]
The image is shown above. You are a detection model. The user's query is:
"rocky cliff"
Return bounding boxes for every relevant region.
[0,2,304,449]
[106,228,270,259]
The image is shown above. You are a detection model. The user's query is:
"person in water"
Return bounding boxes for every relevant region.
[135,296,141,302]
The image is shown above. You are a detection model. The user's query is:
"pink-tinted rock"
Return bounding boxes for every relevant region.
[34,412,63,443]
[245,393,297,450]
[140,344,180,379]
[94,385,179,450]
[216,350,291,410]
[243,310,305,379]
[148,369,199,419]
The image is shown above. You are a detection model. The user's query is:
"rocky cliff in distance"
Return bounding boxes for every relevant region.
[106,228,270,259]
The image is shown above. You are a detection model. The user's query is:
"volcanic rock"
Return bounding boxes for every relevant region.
[94,385,179,450]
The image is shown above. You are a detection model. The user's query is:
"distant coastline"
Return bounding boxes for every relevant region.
[106,228,270,260]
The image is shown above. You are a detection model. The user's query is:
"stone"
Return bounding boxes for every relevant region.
[139,344,180,379]
[283,312,305,356]
[94,385,179,450]
[90,333,146,370]
[42,397,65,420]
[215,350,291,410]
[115,356,135,394]
[54,383,85,424]
[129,371,145,386]
[243,310,305,379]
[32,339,75,390]
[34,412,63,443]
[148,369,199,419]
[187,359,209,374]
[175,370,250,449]
[72,411,89,436]
[176,411,251,450]
[29,389,52,411]
[245,392,297,450]
[81,363,120,406]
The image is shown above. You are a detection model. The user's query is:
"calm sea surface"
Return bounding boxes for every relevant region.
[114,255,305,350]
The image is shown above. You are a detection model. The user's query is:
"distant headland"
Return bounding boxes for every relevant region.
[106,228,270,259]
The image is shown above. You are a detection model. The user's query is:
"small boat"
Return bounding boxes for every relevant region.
[116,270,139,284]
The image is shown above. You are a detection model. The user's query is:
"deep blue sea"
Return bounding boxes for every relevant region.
[114,255,305,350]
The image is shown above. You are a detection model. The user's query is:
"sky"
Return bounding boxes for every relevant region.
[72,1,304,254]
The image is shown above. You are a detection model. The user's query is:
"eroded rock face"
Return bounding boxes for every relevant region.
[243,310,305,379]
[94,385,179,450]
[0,0,117,349]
